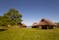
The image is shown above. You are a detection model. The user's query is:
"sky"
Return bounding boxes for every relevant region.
[0,0,59,26]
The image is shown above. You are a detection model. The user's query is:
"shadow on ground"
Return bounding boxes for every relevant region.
[0,29,8,32]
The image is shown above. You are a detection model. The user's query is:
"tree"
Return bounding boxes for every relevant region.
[0,8,22,26]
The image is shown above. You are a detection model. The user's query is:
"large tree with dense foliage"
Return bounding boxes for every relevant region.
[0,8,22,26]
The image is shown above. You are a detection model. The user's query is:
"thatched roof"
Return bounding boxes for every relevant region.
[22,23,27,26]
[18,23,27,28]
[32,22,38,26]
[38,18,56,26]
[21,23,27,28]
[32,18,56,26]
[38,22,48,25]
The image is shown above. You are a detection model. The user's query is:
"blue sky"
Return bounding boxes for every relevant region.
[0,0,59,26]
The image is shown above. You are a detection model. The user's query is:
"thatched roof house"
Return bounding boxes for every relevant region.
[32,18,56,29]
[32,22,39,28]
[17,23,27,28]
[21,23,27,28]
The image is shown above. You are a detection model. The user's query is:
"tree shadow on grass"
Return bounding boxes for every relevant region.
[0,29,8,32]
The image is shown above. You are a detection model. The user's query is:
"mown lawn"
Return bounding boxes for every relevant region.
[0,28,59,40]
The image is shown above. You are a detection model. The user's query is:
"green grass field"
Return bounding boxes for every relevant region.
[0,28,59,40]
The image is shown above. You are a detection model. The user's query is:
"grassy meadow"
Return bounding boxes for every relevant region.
[0,28,59,40]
